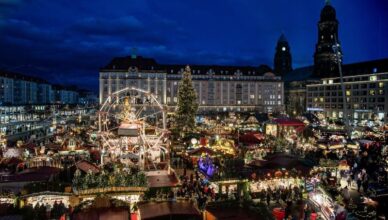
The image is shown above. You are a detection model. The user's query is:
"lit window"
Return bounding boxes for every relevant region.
[379,82,384,88]
[282,47,286,51]
[173,81,177,85]
[323,80,327,84]
[250,95,255,99]
[173,97,177,102]
[202,100,206,104]
[258,95,262,99]
[369,90,375,95]
[370,76,377,81]
[319,97,324,102]
[278,101,281,105]
[328,80,333,84]
[278,95,281,99]
[237,100,241,105]
[346,90,351,96]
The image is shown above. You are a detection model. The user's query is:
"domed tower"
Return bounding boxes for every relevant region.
[314,0,342,78]
[274,33,292,76]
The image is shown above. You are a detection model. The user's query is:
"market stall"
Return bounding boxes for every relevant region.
[308,187,335,220]
[250,177,303,193]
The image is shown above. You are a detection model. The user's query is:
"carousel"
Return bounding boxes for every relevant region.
[98,87,169,170]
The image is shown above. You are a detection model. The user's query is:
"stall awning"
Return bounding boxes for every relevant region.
[187,147,215,156]
[239,132,265,144]
[273,118,305,127]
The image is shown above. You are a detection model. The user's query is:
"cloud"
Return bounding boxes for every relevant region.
[71,16,143,36]
[0,18,59,43]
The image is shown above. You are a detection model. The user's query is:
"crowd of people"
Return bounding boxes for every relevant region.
[177,171,216,209]
[251,184,304,207]
[3,200,71,220]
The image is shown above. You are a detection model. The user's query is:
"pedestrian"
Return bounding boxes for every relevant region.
[347,174,352,187]
[356,173,362,193]
[362,174,369,194]
[342,186,350,206]
[266,192,271,206]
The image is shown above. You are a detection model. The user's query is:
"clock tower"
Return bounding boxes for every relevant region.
[313,0,342,77]
[274,33,292,76]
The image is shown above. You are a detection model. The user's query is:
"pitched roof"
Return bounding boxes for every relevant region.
[284,58,388,82]
[138,201,200,219]
[75,160,100,174]
[0,69,49,84]
[100,56,276,76]
[145,169,180,188]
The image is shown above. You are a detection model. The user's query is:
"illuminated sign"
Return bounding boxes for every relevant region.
[307,108,324,111]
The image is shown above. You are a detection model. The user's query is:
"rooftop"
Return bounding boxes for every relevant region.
[100,55,275,76]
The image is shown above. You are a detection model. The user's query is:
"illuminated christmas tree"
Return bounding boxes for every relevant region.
[176,65,198,133]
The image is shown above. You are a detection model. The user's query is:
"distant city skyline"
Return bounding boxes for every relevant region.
[0,0,387,90]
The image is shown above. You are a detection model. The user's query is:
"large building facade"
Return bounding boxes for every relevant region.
[99,56,284,113]
[0,70,81,105]
[306,72,388,124]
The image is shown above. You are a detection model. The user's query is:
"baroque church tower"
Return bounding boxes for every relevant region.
[274,33,292,76]
[314,0,342,77]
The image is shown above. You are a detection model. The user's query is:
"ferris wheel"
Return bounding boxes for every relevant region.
[98,87,168,170]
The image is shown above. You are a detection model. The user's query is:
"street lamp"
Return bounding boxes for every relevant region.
[332,36,352,139]
[0,131,6,150]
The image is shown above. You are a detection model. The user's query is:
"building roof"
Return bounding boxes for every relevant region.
[75,160,100,174]
[100,56,275,76]
[0,69,49,84]
[206,204,266,220]
[138,201,201,219]
[187,147,216,156]
[283,66,315,82]
[284,58,388,82]
[102,56,159,71]
[272,118,305,126]
[145,169,180,188]
[278,33,288,43]
[320,3,337,21]
[0,166,61,183]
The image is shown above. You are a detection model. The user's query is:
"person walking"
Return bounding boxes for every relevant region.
[356,172,362,193]
[347,174,352,187]
[266,191,271,206]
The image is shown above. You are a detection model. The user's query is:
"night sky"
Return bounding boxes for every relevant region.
[0,0,387,91]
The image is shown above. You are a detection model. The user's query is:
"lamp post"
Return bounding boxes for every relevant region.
[0,131,6,151]
[332,36,352,139]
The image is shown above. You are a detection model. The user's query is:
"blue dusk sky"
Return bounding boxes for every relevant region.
[0,0,387,90]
